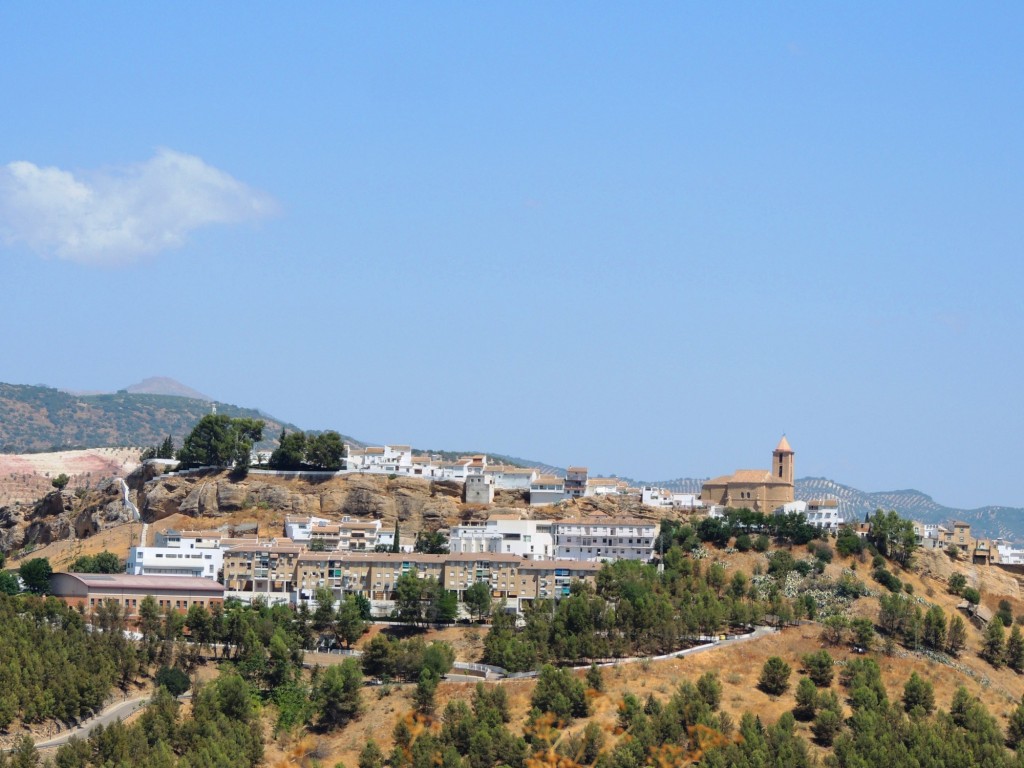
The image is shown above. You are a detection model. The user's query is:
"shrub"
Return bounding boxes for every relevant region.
[753,534,770,553]
[962,587,981,605]
[735,533,752,552]
[758,656,792,696]
[809,542,833,564]
[873,567,902,593]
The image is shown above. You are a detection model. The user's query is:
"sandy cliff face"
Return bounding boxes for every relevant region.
[138,471,485,530]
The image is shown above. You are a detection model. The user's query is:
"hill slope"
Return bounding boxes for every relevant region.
[0,382,321,452]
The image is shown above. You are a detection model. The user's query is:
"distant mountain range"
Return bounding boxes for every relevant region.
[633,475,1024,542]
[0,381,345,453]
[4,378,1021,542]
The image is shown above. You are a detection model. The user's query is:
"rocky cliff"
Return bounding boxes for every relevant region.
[0,479,138,553]
[0,467,671,555]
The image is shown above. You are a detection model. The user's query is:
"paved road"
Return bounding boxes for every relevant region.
[32,696,151,750]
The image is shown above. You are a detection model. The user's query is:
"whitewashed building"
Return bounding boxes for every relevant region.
[465,474,495,504]
[449,516,555,559]
[284,515,330,541]
[345,445,413,473]
[552,518,659,562]
[126,530,224,579]
[584,477,626,497]
[641,487,703,510]
[530,475,569,506]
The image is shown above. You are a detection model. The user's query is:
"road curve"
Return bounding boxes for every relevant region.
[32,696,151,749]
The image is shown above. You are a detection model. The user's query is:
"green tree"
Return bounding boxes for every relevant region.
[415,530,448,554]
[177,414,264,469]
[1008,697,1024,749]
[586,663,605,693]
[465,581,493,621]
[802,650,834,687]
[155,666,191,697]
[307,431,345,470]
[850,618,875,649]
[19,557,52,594]
[336,594,368,648]
[922,605,947,650]
[793,677,818,721]
[158,435,175,459]
[948,614,968,656]
[902,672,934,715]
[1008,624,1024,673]
[391,521,401,553]
[269,429,308,470]
[312,587,336,633]
[531,665,590,723]
[948,572,967,595]
[313,658,363,729]
[414,668,439,715]
[758,656,792,696]
[697,671,722,710]
[982,618,1006,667]
[0,571,19,595]
[359,739,386,768]
[51,473,70,491]
[812,707,842,746]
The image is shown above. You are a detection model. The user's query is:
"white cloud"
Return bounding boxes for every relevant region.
[0,149,277,265]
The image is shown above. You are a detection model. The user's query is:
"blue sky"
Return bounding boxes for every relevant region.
[1,4,1021,508]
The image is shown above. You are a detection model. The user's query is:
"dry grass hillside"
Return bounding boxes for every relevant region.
[260,541,1024,767]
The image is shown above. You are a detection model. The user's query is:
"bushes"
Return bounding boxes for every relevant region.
[872,567,902,593]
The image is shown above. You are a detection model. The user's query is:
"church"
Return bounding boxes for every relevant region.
[699,436,795,514]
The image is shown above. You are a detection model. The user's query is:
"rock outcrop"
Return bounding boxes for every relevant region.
[0,479,137,553]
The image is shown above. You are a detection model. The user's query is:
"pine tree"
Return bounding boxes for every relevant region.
[947,614,968,656]
[1008,624,1024,673]
[1008,697,1024,749]
[982,619,1006,668]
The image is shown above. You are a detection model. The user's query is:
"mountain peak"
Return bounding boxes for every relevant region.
[123,377,213,401]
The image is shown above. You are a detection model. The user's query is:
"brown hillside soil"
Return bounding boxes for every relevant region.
[0,448,140,505]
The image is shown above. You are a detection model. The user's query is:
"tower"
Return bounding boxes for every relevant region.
[773,435,794,486]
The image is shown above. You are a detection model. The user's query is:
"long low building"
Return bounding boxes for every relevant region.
[50,572,225,617]
[222,548,602,612]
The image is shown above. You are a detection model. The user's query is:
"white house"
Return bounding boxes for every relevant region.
[804,499,842,531]
[126,530,223,579]
[998,542,1024,565]
[584,477,626,497]
[345,445,413,473]
[284,515,331,542]
[641,488,704,510]
[552,518,659,562]
[530,475,569,506]
[377,529,415,553]
[449,516,555,559]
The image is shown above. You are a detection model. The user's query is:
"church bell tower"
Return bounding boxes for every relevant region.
[773,435,794,486]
